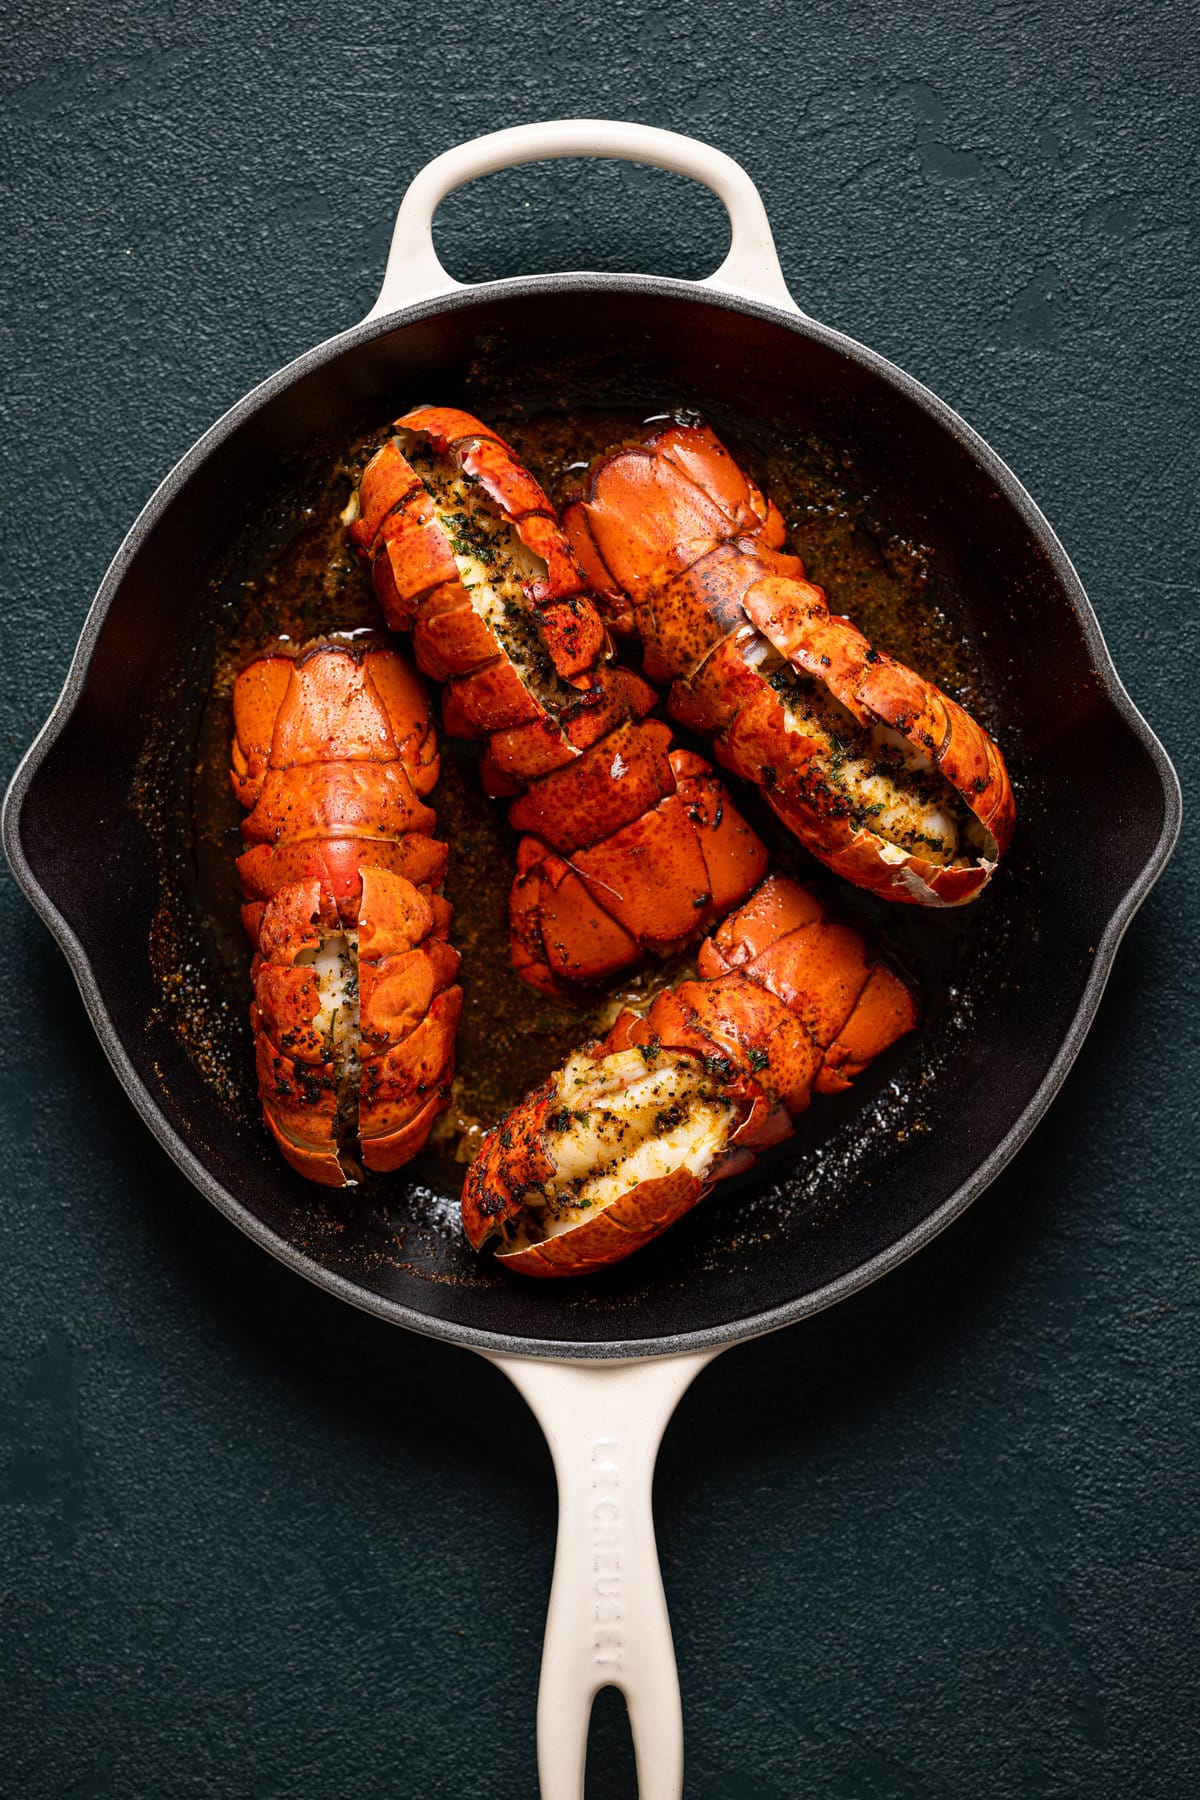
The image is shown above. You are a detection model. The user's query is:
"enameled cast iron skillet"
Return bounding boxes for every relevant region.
[3,123,1181,1798]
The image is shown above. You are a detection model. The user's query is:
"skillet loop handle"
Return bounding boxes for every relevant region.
[485,1349,721,1800]
[368,119,800,318]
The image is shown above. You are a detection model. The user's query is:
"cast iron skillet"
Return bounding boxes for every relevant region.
[2,124,1181,1798]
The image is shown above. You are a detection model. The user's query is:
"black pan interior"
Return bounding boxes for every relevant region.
[7,281,1176,1355]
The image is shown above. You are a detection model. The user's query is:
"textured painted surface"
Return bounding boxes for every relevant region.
[1,2,1196,1795]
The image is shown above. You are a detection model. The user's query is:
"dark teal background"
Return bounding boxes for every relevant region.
[2,3,1196,1795]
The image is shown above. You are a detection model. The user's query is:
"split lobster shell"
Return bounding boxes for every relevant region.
[231,639,460,1185]
[463,874,918,1276]
[350,406,768,996]
[565,423,1016,907]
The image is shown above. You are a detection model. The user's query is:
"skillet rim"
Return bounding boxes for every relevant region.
[1,273,1183,1360]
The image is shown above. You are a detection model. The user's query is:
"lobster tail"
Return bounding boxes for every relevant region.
[351,407,769,995]
[232,640,459,1186]
[565,422,1015,906]
[462,875,917,1275]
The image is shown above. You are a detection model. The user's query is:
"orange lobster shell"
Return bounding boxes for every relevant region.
[565,423,1016,907]
[232,640,461,1185]
[462,875,918,1276]
[351,406,767,994]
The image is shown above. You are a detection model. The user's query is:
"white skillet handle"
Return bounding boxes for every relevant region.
[486,1348,722,1800]
[367,119,799,319]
